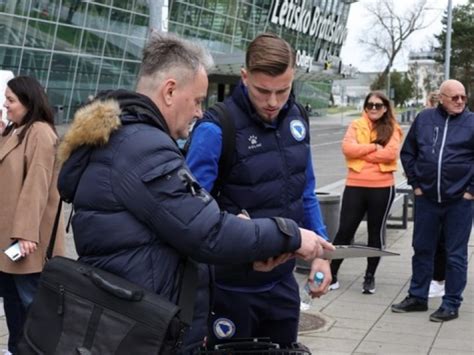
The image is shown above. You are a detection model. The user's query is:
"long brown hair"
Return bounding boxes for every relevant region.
[2,76,56,143]
[363,91,396,146]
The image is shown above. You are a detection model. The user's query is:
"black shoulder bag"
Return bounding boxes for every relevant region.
[18,201,198,355]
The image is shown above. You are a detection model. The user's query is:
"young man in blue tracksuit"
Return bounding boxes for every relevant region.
[186,33,331,346]
[392,79,473,322]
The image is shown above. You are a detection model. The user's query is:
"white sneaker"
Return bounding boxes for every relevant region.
[300,301,310,311]
[328,281,340,291]
[2,350,13,355]
[429,280,445,298]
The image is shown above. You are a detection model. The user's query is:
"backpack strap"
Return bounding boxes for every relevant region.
[294,101,310,125]
[209,102,236,197]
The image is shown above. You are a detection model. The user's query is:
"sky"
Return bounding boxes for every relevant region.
[339,0,468,72]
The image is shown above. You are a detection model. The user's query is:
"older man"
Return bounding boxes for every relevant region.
[392,80,473,322]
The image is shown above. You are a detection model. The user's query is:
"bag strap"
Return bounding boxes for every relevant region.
[294,101,310,125]
[210,102,236,197]
[46,198,63,260]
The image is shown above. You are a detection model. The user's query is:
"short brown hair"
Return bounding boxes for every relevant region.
[245,33,295,75]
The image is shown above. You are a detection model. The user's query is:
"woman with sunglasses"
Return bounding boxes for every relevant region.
[329,91,402,294]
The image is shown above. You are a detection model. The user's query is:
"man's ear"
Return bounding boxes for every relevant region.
[162,78,177,106]
[241,67,248,86]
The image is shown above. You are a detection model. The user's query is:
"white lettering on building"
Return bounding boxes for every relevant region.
[270,0,348,46]
[296,50,313,72]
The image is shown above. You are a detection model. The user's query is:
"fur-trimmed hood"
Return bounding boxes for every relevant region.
[57,90,168,203]
[57,90,168,166]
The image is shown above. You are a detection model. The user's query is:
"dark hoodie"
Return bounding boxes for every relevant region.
[57,90,303,350]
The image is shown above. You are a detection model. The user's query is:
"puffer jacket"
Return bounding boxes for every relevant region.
[401,106,474,202]
[193,86,309,287]
[57,90,303,348]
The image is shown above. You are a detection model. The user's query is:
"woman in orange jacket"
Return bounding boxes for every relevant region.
[329,91,402,294]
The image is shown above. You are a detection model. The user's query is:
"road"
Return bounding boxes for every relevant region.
[309,122,348,188]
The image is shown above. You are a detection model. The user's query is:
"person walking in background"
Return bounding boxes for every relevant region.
[0,76,65,354]
[186,33,331,347]
[329,91,402,294]
[392,79,473,322]
[424,91,446,299]
[56,32,333,353]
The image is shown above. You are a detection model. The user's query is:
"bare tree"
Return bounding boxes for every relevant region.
[360,0,430,91]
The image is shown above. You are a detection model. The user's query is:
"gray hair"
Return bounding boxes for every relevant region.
[137,32,213,89]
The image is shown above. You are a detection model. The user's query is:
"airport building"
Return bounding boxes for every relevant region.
[0,0,356,122]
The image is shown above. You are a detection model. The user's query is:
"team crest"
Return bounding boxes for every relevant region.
[213,318,236,339]
[290,120,306,141]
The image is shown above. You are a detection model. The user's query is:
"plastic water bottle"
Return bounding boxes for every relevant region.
[300,272,324,311]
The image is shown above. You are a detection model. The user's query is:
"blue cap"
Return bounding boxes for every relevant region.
[314,272,324,284]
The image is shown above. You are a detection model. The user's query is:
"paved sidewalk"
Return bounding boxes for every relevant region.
[1,218,472,354]
[295,220,474,354]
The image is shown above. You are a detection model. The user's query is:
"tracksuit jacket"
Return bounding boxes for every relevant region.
[401,105,474,202]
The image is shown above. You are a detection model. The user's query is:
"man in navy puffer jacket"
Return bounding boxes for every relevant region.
[56,32,333,353]
[186,33,332,346]
[392,79,473,322]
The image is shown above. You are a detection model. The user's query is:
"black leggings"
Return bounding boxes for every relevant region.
[331,185,395,277]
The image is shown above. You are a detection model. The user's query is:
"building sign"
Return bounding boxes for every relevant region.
[296,49,313,72]
[270,0,348,46]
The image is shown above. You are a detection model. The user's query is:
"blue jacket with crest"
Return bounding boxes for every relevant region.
[188,85,314,287]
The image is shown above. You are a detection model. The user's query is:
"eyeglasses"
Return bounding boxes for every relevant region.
[365,102,385,110]
[441,93,467,103]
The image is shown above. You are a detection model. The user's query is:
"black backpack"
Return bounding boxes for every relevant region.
[185,101,309,196]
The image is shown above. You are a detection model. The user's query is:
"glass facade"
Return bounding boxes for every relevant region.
[0,0,353,122]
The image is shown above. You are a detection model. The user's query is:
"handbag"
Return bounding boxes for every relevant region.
[18,201,198,355]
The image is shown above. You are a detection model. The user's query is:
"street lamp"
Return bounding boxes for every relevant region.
[445,0,453,80]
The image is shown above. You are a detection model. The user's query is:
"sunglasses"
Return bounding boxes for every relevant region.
[441,93,467,103]
[365,102,385,110]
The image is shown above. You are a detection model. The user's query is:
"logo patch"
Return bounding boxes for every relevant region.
[248,134,262,150]
[213,318,236,339]
[290,120,306,141]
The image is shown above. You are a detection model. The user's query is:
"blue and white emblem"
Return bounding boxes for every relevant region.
[213,318,236,339]
[290,120,306,141]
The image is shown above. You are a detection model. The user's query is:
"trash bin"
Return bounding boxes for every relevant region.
[54,105,64,124]
[296,191,341,272]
